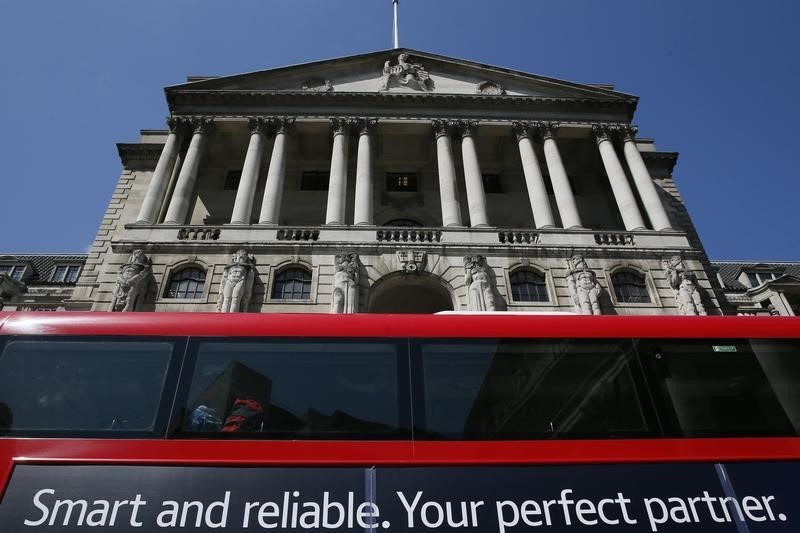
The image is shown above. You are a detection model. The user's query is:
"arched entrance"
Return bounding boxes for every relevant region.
[368,272,455,314]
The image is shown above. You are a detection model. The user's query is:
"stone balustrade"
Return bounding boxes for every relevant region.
[276,228,320,241]
[376,228,443,243]
[594,232,635,246]
[177,227,221,241]
[498,231,539,244]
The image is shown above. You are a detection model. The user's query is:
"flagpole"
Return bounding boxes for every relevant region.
[392,0,399,49]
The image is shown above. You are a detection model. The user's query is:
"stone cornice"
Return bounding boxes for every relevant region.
[166,90,637,121]
[641,151,679,173]
[117,143,163,167]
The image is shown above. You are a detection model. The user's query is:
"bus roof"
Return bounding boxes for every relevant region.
[0,312,798,338]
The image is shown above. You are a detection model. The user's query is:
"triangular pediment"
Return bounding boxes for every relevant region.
[168,48,635,101]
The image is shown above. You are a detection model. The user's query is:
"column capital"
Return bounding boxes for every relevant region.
[455,120,479,138]
[330,117,354,135]
[431,119,454,139]
[166,116,186,133]
[247,117,272,136]
[511,121,531,141]
[536,121,559,140]
[271,116,296,135]
[620,124,639,142]
[355,118,378,136]
[591,123,613,144]
[189,117,214,135]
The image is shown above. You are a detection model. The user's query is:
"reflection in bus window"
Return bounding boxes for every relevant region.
[645,340,800,437]
[0,341,173,433]
[182,340,407,438]
[414,339,654,440]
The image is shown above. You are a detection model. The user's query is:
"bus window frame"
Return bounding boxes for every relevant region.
[0,335,187,439]
[170,336,413,440]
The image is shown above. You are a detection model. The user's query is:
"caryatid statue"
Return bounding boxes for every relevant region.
[331,253,360,314]
[464,255,497,312]
[109,250,152,312]
[566,255,602,315]
[663,256,707,316]
[217,249,256,313]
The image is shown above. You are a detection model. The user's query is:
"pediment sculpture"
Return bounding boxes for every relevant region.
[566,255,602,315]
[217,249,256,313]
[109,250,152,312]
[379,53,434,92]
[476,81,506,95]
[663,256,707,316]
[301,78,333,92]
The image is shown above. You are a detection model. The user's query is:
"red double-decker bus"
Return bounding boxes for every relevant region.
[0,312,799,532]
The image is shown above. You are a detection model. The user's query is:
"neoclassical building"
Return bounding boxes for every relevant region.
[6,48,769,315]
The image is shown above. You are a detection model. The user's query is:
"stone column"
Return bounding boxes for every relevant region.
[136,117,183,224]
[457,121,490,227]
[164,118,213,225]
[230,117,270,225]
[353,118,377,225]
[537,123,582,229]
[258,117,294,224]
[433,120,462,226]
[593,124,646,231]
[621,126,672,231]
[325,118,351,225]
[513,122,555,228]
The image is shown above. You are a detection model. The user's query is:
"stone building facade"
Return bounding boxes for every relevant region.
[10,48,793,316]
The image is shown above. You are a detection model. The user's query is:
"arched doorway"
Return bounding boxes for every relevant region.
[368,273,455,314]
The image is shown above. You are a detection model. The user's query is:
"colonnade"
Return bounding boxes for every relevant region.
[136,117,672,232]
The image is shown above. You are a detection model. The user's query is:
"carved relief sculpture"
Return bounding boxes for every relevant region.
[464,255,497,311]
[217,249,256,313]
[663,256,707,316]
[565,255,602,315]
[331,253,360,314]
[397,251,426,274]
[301,78,333,92]
[379,53,433,91]
[109,250,152,312]
[476,81,506,95]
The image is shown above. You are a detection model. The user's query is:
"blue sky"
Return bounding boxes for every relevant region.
[0,0,798,260]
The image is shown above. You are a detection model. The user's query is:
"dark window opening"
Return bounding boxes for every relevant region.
[272,267,311,300]
[386,172,418,192]
[301,171,330,191]
[509,270,548,302]
[52,265,81,283]
[165,267,206,299]
[612,271,650,303]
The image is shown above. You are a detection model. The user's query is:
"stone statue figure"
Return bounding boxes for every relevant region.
[663,256,707,316]
[217,249,256,313]
[566,255,602,315]
[464,255,497,312]
[379,53,433,91]
[331,253,360,314]
[109,250,152,312]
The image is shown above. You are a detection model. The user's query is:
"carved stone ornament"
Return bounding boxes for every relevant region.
[217,249,256,313]
[512,121,530,141]
[379,53,434,92]
[663,256,707,316]
[331,253,360,314]
[565,255,602,315]
[476,81,506,95]
[109,250,152,312]
[301,78,333,92]
[464,255,497,311]
[397,250,427,274]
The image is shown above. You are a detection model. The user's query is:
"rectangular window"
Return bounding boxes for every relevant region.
[181,339,409,438]
[747,271,778,287]
[386,172,418,192]
[300,171,330,191]
[412,339,654,440]
[52,265,81,283]
[641,339,800,437]
[0,339,178,435]
[482,174,502,193]
[223,170,242,190]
